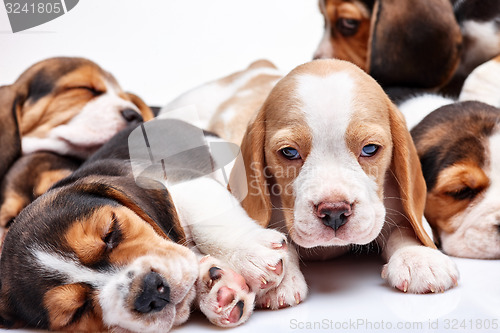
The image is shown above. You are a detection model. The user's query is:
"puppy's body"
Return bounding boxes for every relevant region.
[411,101,500,259]
[162,60,459,306]
[0,119,297,330]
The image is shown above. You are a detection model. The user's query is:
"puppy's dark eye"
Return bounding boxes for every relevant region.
[280,147,301,160]
[103,213,122,250]
[360,144,379,157]
[446,187,480,201]
[336,18,360,36]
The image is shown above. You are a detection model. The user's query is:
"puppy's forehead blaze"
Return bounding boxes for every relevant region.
[288,61,389,146]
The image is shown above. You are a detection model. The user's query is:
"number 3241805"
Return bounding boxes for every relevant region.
[5,2,62,14]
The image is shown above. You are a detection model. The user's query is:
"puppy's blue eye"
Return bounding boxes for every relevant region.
[280,147,301,160]
[361,144,379,157]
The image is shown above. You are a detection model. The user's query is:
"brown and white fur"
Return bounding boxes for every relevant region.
[161,59,459,305]
[411,101,500,259]
[0,119,296,330]
[314,0,500,94]
[399,55,500,259]
[0,57,154,233]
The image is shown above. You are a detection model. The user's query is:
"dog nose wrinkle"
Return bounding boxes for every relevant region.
[134,271,170,313]
[316,202,351,231]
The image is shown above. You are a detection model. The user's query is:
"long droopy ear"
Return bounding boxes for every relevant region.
[0,86,22,186]
[229,108,272,228]
[368,0,462,89]
[125,92,155,121]
[388,102,436,248]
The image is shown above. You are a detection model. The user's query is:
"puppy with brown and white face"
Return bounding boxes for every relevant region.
[162,60,459,311]
[1,56,154,159]
[0,57,154,233]
[411,101,500,259]
[0,121,261,331]
[314,0,500,94]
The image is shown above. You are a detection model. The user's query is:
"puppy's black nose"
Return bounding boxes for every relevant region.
[121,108,143,123]
[134,272,170,313]
[316,202,352,231]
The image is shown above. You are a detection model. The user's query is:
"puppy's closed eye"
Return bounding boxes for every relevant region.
[446,186,482,201]
[102,213,122,251]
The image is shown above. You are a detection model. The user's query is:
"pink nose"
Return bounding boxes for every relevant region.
[315,201,352,231]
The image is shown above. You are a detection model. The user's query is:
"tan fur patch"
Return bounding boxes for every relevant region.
[44,283,105,331]
[65,206,183,267]
[0,192,27,227]
[34,169,73,197]
[425,163,489,233]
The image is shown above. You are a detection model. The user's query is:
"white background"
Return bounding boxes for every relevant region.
[1,1,499,333]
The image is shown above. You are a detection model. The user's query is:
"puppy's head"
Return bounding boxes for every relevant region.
[0,176,197,332]
[314,0,462,89]
[411,101,500,259]
[234,59,433,249]
[4,57,154,158]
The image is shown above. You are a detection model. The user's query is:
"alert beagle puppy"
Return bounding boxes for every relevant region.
[411,101,500,259]
[162,60,459,310]
[0,57,154,232]
[0,119,289,331]
[314,0,500,95]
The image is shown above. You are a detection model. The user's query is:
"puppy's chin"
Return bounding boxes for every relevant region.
[290,202,386,248]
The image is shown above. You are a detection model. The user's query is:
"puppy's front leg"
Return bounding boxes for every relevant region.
[169,178,307,309]
[381,226,459,293]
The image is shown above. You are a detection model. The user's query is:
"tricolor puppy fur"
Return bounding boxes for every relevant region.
[162,59,459,306]
[0,57,154,234]
[0,120,290,331]
[411,101,500,259]
[314,0,500,95]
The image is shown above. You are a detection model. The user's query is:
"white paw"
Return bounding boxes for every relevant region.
[382,245,459,293]
[196,256,255,328]
[256,245,308,310]
[224,228,289,293]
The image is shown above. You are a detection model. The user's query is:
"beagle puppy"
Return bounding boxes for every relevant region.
[0,119,289,330]
[411,101,500,259]
[0,57,154,233]
[162,60,459,311]
[314,0,500,95]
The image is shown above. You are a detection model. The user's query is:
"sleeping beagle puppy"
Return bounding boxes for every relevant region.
[0,57,154,234]
[0,119,289,330]
[314,0,500,95]
[411,101,500,259]
[161,59,459,311]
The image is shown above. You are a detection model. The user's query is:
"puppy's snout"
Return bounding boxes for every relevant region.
[121,108,143,123]
[134,271,170,313]
[316,201,352,231]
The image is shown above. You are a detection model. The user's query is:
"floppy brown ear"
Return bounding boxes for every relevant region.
[0,86,21,186]
[368,0,462,89]
[388,102,436,248]
[76,176,186,244]
[125,92,155,121]
[229,108,272,228]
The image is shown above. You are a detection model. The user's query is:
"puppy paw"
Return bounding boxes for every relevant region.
[256,247,308,309]
[226,228,289,293]
[382,245,459,294]
[196,256,255,328]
